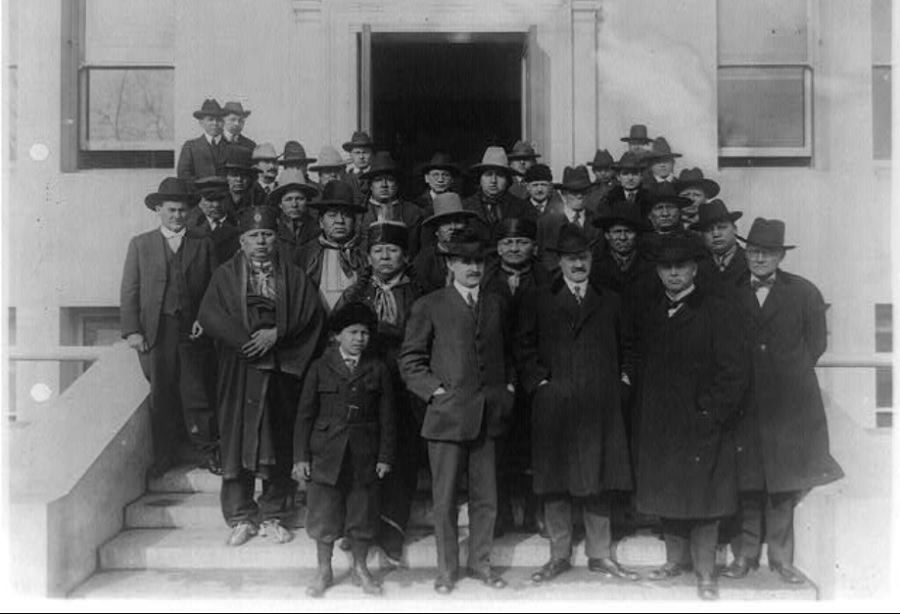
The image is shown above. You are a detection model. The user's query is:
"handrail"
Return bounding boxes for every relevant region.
[7,346,113,362]
[817,354,893,369]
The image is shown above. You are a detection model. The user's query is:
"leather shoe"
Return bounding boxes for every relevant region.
[770,561,805,584]
[434,576,454,595]
[588,557,640,581]
[531,558,572,583]
[647,562,691,581]
[306,567,334,598]
[225,521,257,547]
[351,564,383,596]
[260,519,293,544]
[466,568,507,589]
[721,556,759,579]
[697,575,719,600]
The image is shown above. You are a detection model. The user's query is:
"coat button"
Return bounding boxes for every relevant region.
[694,456,701,463]
[759,343,767,351]
[736,446,743,452]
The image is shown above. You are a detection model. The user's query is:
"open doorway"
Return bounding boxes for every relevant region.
[365,32,526,196]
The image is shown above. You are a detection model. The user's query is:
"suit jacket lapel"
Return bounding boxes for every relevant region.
[153,231,170,282]
[180,235,198,275]
[575,285,600,333]
[759,273,785,323]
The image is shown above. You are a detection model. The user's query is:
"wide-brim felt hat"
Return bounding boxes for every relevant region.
[145,177,195,209]
[620,124,652,144]
[507,140,541,161]
[689,199,742,231]
[416,152,461,176]
[586,148,614,169]
[367,221,409,251]
[342,130,375,152]
[267,170,320,207]
[554,165,592,192]
[222,101,251,117]
[469,146,520,177]
[192,98,224,119]
[193,175,229,200]
[278,140,317,165]
[360,151,402,181]
[593,202,652,232]
[423,192,479,227]
[544,223,594,254]
[675,167,720,198]
[644,233,706,263]
[644,137,683,161]
[330,301,378,333]
[308,146,346,171]
[251,142,278,162]
[612,151,647,171]
[738,217,796,250]
[649,183,693,208]
[307,180,367,213]
[223,145,260,174]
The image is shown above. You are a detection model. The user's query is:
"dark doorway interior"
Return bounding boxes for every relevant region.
[371,34,524,197]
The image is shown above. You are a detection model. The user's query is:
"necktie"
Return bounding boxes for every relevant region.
[751,277,775,292]
[344,357,357,374]
[626,190,636,203]
[572,285,583,305]
[466,291,477,313]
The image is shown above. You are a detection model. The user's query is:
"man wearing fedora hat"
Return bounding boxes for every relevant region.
[675,168,720,229]
[221,101,256,150]
[121,177,220,477]
[537,166,602,272]
[507,140,541,200]
[359,151,426,256]
[645,183,695,237]
[516,222,637,584]
[620,124,654,154]
[252,143,281,196]
[413,193,482,293]
[343,131,376,204]
[721,218,844,585]
[600,151,653,217]
[294,181,368,311]
[642,137,682,196]
[309,145,349,191]
[277,140,317,185]
[177,98,227,181]
[400,228,515,594]
[198,205,326,547]
[522,164,564,218]
[335,222,426,567]
[635,233,748,601]
[591,201,655,297]
[692,199,747,293]
[187,175,242,265]
[222,146,267,214]
[413,152,461,212]
[584,149,618,215]
[270,168,320,260]
[464,146,536,239]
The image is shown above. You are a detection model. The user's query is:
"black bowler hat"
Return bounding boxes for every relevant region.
[689,199,742,232]
[237,206,278,234]
[144,177,195,210]
[593,201,652,232]
[308,180,367,214]
[330,302,377,333]
[544,223,593,254]
[367,221,409,252]
[645,233,706,263]
[523,164,553,183]
[496,217,537,241]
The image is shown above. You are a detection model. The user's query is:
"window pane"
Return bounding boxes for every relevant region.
[876,368,893,409]
[872,0,892,64]
[873,67,892,160]
[81,68,174,151]
[85,0,175,64]
[875,303,893,352]
[718,66,807,148]
[718,0,808,64]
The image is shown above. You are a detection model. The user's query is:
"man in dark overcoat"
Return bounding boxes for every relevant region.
[463,146,537,239]
[198,205,326,547]
[516,223,637,583]
[590,201,654,297]
[120,177,220,476]
[221,101,256,150]
[222,145,267,215]
[675,167,719,230]
[176,98,227,181]
[413,152,460,212]
[359,151,427,256]
[583,149,618,215]
[343,131,375,205]
[721,218,844,584]
[599,151,653,218]
[335,222,426,565]
[635,234,749,600]
[412,193,480,294]
[187,176,242,265]
[692,199,748,296]
[536,166,603,272]
[269,168,320,260]
[399,230,515,594]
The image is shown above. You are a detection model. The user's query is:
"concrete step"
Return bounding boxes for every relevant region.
[72,566,817,601]
[100,527,669,571]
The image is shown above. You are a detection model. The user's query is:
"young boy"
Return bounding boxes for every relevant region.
[294,302,396,597]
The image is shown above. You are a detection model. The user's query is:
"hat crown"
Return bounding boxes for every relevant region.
[624,124,651,140]
[590,149,614,168]
[615,151,645,169]
[596,201,649,231]
[558,165,592,190]
[551,223,592,253]
[366,150,399,175]
[427,152,455,166]
[156,176,192,197]
[344,131,375,151]
[222,101,249,116]
[677,167,705,182]
[252,142,278,160]
[478,146,511,167]
[238,206,278,233]
[508,140,540,159]
[310,146,345,168]
[194,175,228,191]
[366,221,409,251]
[196,98,223,117]
[497,217,537,241]
[650,137,675,155]
[224,145,254,169]
[319,180,356,205]
[745,217,789,249]
[646,233,705,263]
[523,163,553,183]
[695,199,735,226]
[330,301,377,333]
[431,192,466,217]
[281,140,309,158]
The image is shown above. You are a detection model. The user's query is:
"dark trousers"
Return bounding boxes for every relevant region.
[138,313,217,462]
[544,494,612,560]
[220,465,296,528]
[428,433,497,580]
[729,490,799,565]
[307,449,379,545]
[661,517,720,577]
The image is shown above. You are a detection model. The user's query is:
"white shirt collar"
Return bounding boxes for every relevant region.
[160,226,186,239]
[665,284,696,303]
[531,198,547,213]
[453,280,479,303]
[563,277,588,296]
[751,272,777,284]
[338,347,360,364]
[204,133,221,146]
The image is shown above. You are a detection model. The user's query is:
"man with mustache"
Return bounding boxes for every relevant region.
[400,228,516,595]
[252,143,280,196]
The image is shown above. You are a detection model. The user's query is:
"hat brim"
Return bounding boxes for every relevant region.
[418,163,462,176]
[192,110,223,119]
[736,236,797,250]
[223,110,251,118]
[676,178,720,198]
[586,160,614,169]
[422,209,479,228]
[144,192,195,210]
[360,167,402,181]
[646,152,683,161]
[689,211,742,232]
[651,195,694,209]
[278,156,318,165]
[223,165,261,175]
[342,142,375,153]
[267,182,320,206]
[620,137,653,144]
[612,163,646,171]
[553,181,592,193]
[469,163,521,177]
[308,163,345,171]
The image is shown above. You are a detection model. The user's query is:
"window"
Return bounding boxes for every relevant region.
[59,307,120,393]
[875,304,892,425]
[6,0,18,163]
[872,0,891,160]
[63,0,175,171]
[717,0,813,165]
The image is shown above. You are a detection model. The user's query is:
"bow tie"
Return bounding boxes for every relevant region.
[751,277,775,291]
